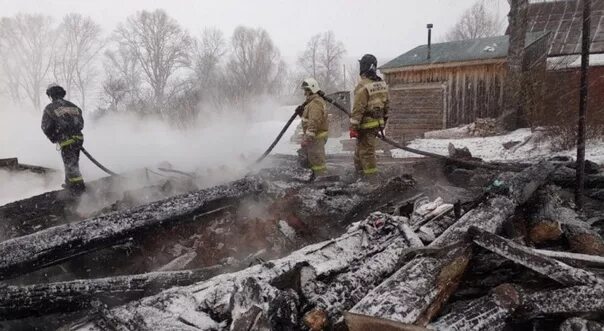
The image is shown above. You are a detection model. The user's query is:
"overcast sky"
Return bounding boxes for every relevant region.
[0,0,509,62]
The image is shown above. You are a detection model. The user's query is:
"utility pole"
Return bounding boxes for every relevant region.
[576,0,591,209]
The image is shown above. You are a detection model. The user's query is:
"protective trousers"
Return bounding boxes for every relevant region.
[354,128,378,176]
[60,137,85,192]
[306,136,327,175]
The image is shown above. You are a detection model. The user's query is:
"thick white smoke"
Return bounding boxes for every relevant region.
[0,96,300,205]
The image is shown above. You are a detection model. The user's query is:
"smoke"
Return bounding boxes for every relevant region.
[0,170,63,206]
[0,96,300,205]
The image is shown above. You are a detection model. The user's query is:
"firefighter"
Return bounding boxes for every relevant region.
[41,83,86,193]
[296,78,328,176]
[349,54,389,178]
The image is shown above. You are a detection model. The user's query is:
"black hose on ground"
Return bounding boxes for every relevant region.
[318,92,524,173]
[80,146,118,176]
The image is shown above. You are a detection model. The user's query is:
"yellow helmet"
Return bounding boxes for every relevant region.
[301,78,321,94]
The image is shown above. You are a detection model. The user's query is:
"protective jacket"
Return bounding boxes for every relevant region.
[41,99,84,144]
[302,93,328,139]
[301,93,328,174]
[350,77,389,130]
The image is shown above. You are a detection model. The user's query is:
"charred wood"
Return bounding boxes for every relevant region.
[551,167,604,189]
[0,264,236,320]
[518,285,604,319]
[0,178,263,281]
[344,313,431,331]
[429,284,521,331]
[559,317,604,331]
[432,161,558,247]
[67,213,397,330]
[302,234,421,324]
[469,227,604,286]
[533,249,604,268]
[347,243,472,326]
[528,186,564,244]
[564,221,604,256]
[345,162,557,328]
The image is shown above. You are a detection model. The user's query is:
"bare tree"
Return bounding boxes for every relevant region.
[298,34,321,79]
[191,28,226,89]
[0,14,56,110]
[114,9,192,114]
[225,26,286,107]
[100,45,143,113]
[445,0,503,41]
[53,13,104,110]
[297,31,346,92]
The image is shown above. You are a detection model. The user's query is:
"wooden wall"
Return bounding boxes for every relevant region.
[385,63,507,129]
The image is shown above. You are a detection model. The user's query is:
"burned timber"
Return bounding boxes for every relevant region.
[1,153,604,331]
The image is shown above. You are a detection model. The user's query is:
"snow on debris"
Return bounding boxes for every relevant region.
[71,212,415,330]
[393,128,604,164]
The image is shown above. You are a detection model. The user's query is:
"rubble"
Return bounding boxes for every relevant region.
[1,155,603,330]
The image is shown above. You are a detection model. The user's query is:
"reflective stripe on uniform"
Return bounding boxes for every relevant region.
[378,119,385,126]
[311,164,327,172]
[316,131,328,139]
[59,135,83,148]
[360,120,380,129]
[68,176,84,183]
[363,167,378,175]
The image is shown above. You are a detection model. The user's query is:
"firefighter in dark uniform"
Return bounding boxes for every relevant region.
[41,84,86,193]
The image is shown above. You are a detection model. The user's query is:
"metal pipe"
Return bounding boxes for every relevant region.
[427,23,433,60]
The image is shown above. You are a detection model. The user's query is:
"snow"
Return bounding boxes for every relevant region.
[278,220,296,240]
[274,122,604,166]
[548,54,604,70]
[392,128,604,165]
[72,212,419,330]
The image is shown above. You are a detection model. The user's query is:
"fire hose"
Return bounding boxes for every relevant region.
[317,92,523,172]
[80,146,118,176]
[254,91,523,173]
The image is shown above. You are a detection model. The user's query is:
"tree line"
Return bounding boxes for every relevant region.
[0,10,349,126]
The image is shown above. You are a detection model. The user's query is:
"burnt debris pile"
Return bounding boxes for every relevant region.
[1,156,604,331]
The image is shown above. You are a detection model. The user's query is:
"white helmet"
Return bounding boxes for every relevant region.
[301,78,321,94]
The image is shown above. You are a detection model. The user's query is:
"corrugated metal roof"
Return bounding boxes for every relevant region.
[380,32,548,70]
[523,0,604,56]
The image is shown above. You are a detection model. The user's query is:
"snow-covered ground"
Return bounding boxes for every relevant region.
[395,128,604,164]
[281,127,604,165]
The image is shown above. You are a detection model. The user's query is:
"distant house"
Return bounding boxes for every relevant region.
[524,0,604,127]
[379,33,549,142]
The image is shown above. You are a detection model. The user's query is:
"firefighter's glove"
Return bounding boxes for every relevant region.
[349,129,360,139]
[301,136,312,148]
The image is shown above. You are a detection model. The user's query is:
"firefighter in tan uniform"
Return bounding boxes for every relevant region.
[297,78,329,176]
[349,54,389,177]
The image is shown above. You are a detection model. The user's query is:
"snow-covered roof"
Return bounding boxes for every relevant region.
[380,33,548,70]
[547,53,604,70]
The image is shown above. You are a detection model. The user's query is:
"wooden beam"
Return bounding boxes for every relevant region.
[519,285,604,319]
[0,264,236,320]
[429,284,521,331]
[0,178,262,281]
[347,243,472,326]
[469,226,604,286]
[532,248,604,268]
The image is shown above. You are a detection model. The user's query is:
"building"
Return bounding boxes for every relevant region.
[524,0,604,128]
[379,33,549,142]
